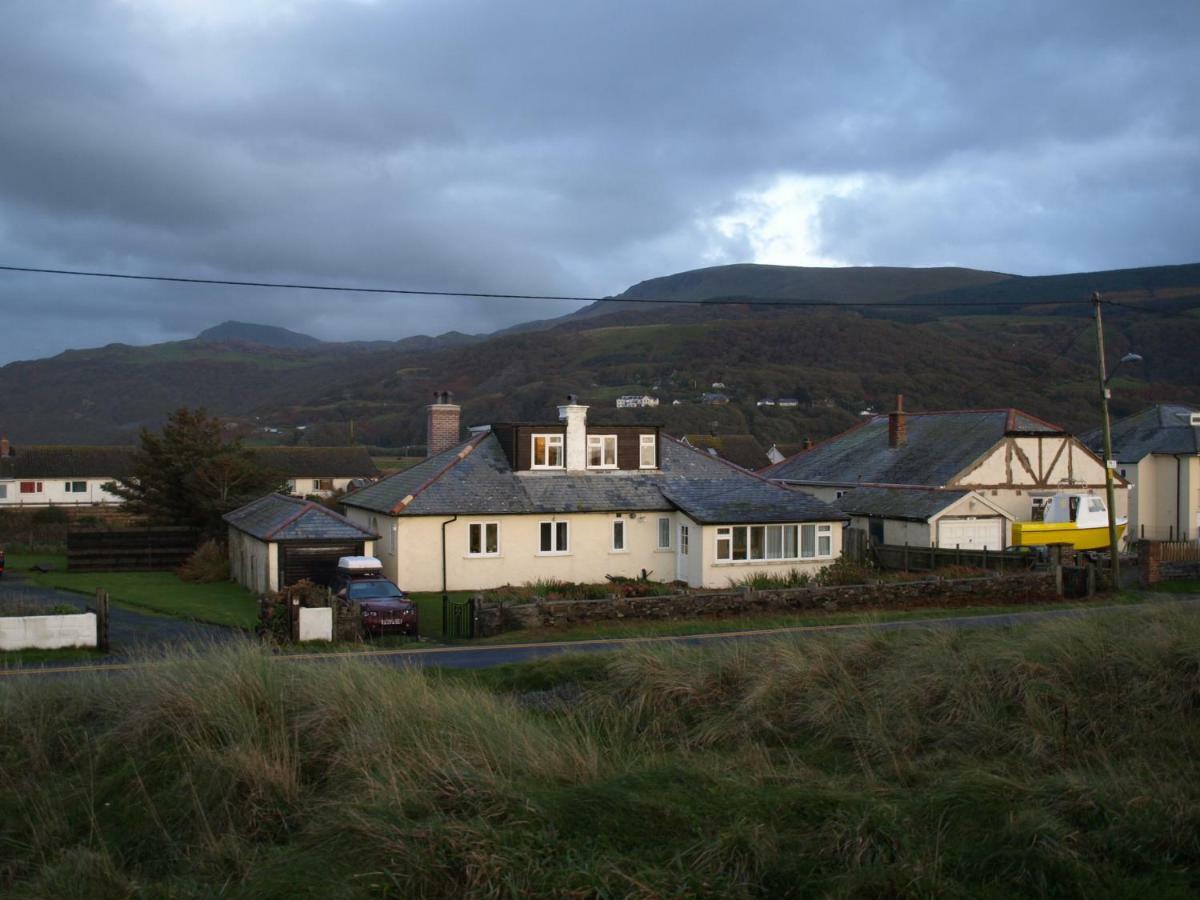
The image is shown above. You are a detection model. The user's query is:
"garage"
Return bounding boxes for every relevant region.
[224,493,379,595]
[936,517,1005,551]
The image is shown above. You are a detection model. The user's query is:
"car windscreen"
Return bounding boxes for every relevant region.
[347,581,405,600]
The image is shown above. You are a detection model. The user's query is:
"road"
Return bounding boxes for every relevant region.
[4,595,1196,679]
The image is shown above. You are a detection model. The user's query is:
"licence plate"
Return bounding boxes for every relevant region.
[380,618,403,625]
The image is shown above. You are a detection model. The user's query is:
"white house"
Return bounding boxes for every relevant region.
[1081,404,1200,541]
[0,442,132,507]
[615,395,660,409]
[763,396,1128,550]
[341,396,847,592]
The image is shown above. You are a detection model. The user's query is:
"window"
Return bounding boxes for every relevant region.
[680,524,689,555]
[314,478,334,492]
[657,516,671,549]
[640,434,657,468]
[835,490,847,500]
[531,434,564,468]
[539,520,569,553]
[65,481,87,493]
[587,434,618,468]
[19,481,42,494]
[612,519,625,551]
[468,522,500,556]
[715,524,834,562]
[0,485,7,499]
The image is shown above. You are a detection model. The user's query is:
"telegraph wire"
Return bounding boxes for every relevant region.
[0,263,1102,311]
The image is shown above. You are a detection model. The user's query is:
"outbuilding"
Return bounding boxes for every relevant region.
[835,486,1015,550]
[224,493,379,595]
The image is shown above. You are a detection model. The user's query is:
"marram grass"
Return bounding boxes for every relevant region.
[2,606,1199,897]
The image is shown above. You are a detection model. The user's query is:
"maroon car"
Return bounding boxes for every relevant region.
[331,557,418,637]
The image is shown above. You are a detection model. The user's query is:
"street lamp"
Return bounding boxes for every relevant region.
[1092,292,1142,589]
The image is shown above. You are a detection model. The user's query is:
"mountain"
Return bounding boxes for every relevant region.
[0,262,1197,448]
[195,321,324,349]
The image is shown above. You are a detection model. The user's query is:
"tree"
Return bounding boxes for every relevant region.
[107,408,283,536]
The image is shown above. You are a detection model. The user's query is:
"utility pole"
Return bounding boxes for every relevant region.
[1093,292,1121,588]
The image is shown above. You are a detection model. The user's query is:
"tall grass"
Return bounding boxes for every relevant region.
[2,607,1199,896]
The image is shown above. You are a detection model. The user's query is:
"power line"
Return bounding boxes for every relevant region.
[0,263,1100,311]
[1099,297,1200,323]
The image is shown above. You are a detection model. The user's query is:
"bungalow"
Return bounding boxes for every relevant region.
[0,442,133,507]
[763,396,1127,551]
[1081,404,1200,541]
[0,439,377,507]
[341,395,846,592]
[615,395,660,409]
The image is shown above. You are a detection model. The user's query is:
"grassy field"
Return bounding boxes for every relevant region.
[6,554,257,629]
[1,605,1198,896]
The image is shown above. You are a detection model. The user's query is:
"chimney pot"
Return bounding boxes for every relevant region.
[888,394,907,448]
[426,391,462,457]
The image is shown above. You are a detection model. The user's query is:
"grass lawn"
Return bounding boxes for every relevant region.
[1152,578,1200,594]
[0,647,107,668]
[407,590,476,638]
[473,593,1149,645]
[6,554,257,629]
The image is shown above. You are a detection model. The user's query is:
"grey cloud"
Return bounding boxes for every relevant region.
[0,0,1196,363]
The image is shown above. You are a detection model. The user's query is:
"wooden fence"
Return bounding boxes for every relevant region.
[67,527,200,572]
[1156,539,1200,563]
[873,542,1038,573]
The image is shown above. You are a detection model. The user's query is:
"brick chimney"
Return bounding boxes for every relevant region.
[888,394,907,449]
[426,391,461,457]
[557,394,589,472]
[0,436,8,457]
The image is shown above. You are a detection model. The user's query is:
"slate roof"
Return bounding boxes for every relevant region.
[343,432,845,524]
[224,493,379,542]
[251,446,379,478]
[763,408,1065,487]
[682,434,770,471]
[1080,404,1200,461]
[834,486,972,522]
[0,446,137,479]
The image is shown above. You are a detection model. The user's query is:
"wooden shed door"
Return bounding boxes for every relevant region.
[279,542,364,588]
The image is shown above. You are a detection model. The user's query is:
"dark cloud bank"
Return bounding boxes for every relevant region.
[0,0,1196,363]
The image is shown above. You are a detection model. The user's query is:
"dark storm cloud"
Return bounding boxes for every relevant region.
[0,0,1196,363]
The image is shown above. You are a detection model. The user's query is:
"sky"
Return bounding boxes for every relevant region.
[0,0,1197,363]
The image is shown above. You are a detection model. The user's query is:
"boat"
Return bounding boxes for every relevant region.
[1012,492,1126,550]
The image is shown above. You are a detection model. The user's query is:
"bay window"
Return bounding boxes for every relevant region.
[715,523,834,562]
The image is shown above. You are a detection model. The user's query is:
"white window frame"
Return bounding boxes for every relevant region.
[639,434,657,469]
[65,481,87,493]
[714,523,835,563]
[680,524,690,555]
[587,434,618,469]
[531,433,565,469]
[538,520,570,554]
[467,521,500,557]
[611,518,627,552]
[0,484,7,499]
[657,516,671,550]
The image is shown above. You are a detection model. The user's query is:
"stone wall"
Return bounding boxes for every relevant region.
[474,572,1059,637]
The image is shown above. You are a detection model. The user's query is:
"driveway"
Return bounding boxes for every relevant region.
[1,571,237,655]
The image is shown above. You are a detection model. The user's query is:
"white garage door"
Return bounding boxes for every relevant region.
[936,517,1004,551]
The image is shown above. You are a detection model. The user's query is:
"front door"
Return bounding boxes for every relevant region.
[677,524,690,582]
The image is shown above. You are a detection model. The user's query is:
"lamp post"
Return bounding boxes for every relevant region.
[1092,291,1142,589]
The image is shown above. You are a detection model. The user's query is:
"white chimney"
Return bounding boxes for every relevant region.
[557,394,589,472]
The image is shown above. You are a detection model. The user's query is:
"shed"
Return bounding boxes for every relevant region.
[224,493,379,595]
[835,486,1014,550]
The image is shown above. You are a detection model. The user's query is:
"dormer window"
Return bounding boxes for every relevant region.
[587,434,618,469]
[531,434,564,469]
[639,434,657,468]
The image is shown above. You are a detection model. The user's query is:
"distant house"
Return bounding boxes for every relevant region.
[763,395,1127,550]
[1081,404,1200,541]
[682,434,771,471]
[0,442,133,507]
[252,447,379,497]
[616,395,660,409]
[756,399,776,407]
[701,393,730,406]
[341,395,846,592]
[711,382,727,389]
[0,439,377,507]
[224,493,379,594]
[777,398,800,408]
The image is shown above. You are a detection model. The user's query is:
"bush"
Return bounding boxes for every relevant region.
[732,568,813,590]
[176,540,230,583]
[30,506,69,525]
[814,556,879,586]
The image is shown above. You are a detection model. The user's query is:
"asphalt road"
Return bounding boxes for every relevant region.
[6,594,1196,679]
[0,570,236,654]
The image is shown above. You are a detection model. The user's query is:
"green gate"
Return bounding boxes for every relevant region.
[443,596,476,639]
